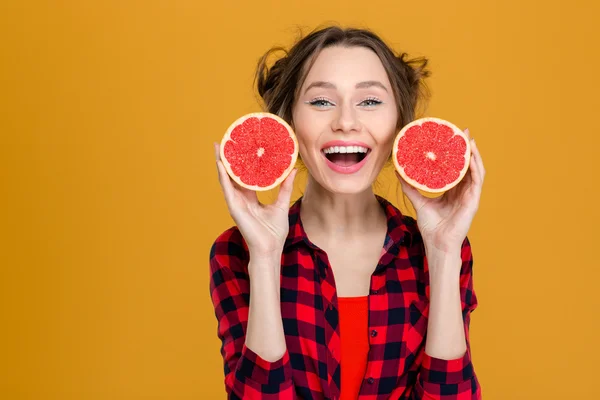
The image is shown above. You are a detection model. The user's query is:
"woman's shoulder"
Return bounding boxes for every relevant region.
[209,226,249,273]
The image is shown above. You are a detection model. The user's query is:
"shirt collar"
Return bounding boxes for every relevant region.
[284,195,413,252]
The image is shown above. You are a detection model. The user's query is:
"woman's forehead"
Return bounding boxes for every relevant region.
[301,46,390,90]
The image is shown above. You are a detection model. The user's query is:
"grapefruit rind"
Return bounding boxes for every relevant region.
[220,112,299,191]
[392,117,471,194]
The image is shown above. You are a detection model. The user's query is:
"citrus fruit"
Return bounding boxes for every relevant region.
[220,112,298,191]
[393,117,471,193]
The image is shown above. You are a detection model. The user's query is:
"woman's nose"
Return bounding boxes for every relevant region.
[332,103,361,133]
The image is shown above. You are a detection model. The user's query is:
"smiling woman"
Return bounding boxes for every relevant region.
[292,45,401,193]
[210,25,484,400]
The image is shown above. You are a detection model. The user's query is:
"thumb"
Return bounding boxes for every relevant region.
[276,169,297,210]
[396,171,425,210]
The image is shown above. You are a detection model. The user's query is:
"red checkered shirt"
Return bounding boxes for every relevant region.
[209,196,480,399]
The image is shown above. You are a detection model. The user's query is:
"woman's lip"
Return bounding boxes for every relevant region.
[322,150,371,174]
[320,140,371,151]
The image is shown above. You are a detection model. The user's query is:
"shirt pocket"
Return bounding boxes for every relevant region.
[404,298,429,355]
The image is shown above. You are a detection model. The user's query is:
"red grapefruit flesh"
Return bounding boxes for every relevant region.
[220,113,298,191]
[393,117,471,193]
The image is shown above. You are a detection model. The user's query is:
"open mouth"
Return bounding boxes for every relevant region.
[322,145,371,167]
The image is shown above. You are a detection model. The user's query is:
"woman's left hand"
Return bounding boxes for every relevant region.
[396,129,485,254]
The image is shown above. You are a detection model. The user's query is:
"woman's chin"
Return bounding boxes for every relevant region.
[304,160,381,195]
[319,175,374,195]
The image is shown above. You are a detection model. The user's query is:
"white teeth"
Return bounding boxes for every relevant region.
[323,145,369,154]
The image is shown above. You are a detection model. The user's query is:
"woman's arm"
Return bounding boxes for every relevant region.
[425,247,467,360]
[246,253,287,362]
[210,230,295,400]
[210,143,297,399]
[410,238,480,399]
[397,132,485,399]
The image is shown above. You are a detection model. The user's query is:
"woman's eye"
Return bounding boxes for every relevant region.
[359,98,383,107]
[308,98,334,107]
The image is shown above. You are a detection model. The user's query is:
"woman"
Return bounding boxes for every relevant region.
[210,26,484,400]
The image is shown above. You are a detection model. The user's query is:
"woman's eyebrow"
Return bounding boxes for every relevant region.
[304,81,336,94]
[304,80,388,94]
[355,80,388,92]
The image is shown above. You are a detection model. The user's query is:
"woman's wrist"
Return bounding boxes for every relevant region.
[248,251,283,290]
[424,240,461,260]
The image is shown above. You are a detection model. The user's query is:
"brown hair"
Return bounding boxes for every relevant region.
[255,25,431,130]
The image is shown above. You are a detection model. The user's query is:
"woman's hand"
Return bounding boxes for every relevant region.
[214,143,297,258]
[396,129,485,254]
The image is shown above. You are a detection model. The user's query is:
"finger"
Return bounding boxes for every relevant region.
[464,128,485,179]
[470,139,485,180]
[214,142,221,161]
[216,159,236,202]
[467,152,483,194]
[276,168,297,209]
[395,171,426,211]
[447,170,471,202]
[214,143,223,185]
[468,139,483,184]
[464,129,484,184]
[214,144,238,201]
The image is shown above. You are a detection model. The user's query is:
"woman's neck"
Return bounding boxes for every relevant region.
[300,176,386,239]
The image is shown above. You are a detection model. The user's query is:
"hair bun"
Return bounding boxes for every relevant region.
[255,47,288,108]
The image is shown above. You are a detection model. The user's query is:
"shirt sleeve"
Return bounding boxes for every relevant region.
[413,236,482,400]
[209,228,296,400]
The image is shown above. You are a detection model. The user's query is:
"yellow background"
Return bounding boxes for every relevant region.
[1,1,599,399]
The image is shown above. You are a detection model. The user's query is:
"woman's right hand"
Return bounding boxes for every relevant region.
[214,143,297,258]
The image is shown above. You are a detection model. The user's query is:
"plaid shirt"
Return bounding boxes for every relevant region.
[209,196,480,400]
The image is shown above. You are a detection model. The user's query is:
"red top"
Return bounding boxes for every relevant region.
[210,195,480,399]
[338,296,370,400]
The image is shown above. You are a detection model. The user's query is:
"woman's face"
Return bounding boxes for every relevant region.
[292,45,398,194]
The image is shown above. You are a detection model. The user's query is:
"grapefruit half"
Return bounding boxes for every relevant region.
[220,112,299,191]
[393,117,471,193]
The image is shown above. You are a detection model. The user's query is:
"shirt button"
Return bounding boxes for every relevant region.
[367,377,375,384]
[371,330,378,337]
[371,289,379,294]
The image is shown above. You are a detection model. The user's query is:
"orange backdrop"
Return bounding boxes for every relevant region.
[1,1,599,399]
